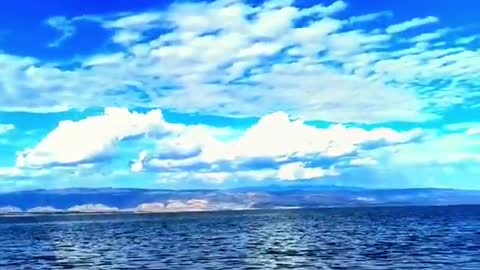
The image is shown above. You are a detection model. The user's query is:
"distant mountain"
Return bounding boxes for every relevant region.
[0,186,479,214]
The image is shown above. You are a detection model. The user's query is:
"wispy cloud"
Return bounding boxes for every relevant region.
[456,36,477,44]
[347,11,393,24]
[409,29,448,43]
[0,0,476,125]
[45,16,76,47]
[386,16,439,34]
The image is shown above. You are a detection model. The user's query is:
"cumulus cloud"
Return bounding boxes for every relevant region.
[67,204,119,213]
[16,108,183,168]
[131,110,423,184]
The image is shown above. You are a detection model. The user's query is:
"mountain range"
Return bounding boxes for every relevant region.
[1,185,479,215]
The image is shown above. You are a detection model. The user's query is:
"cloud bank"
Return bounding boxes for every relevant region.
[0,0,479,190]
[0,0,478,125]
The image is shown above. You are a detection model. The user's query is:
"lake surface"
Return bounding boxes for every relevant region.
[0,206,479,269]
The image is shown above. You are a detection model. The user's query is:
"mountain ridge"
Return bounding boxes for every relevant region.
[0,185,479,213]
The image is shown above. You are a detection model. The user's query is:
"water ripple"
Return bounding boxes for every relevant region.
[0,206,479,269]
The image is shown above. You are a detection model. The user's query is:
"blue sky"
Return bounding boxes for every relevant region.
[0,0,479,191]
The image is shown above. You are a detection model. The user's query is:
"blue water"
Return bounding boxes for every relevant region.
[0,206,479,269]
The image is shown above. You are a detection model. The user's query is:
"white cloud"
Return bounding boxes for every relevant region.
[17,108,183,168]
[352,129,480,189]
[136,199,210,212]
[0,167,51,179]
[27,206,63,213]
[347,11,392,24]
[0,167,22,177]
[99,12,163,45]
[45,16,76,47]
[0,0,477,126]
[298,0,347,17]
[251,6,297,38]
[135,202,165,212]
[0,124,14,135]
[83,53,126,67]
[467,128,480,136]
[370,48,480,108]
[67,204,119,212]
[349,157,379,166]
[447,123,480,137]
[386,16,439,34]
[376,132,480,166]
[277,162,338,181]
[105,12,162,29]
[1,0,480,191]
[410,30,445,43]
[130,150,149,173]
[133,111,423,183]
[456,36,476,45]
[112,30,142,45]
[0,206,22,213]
